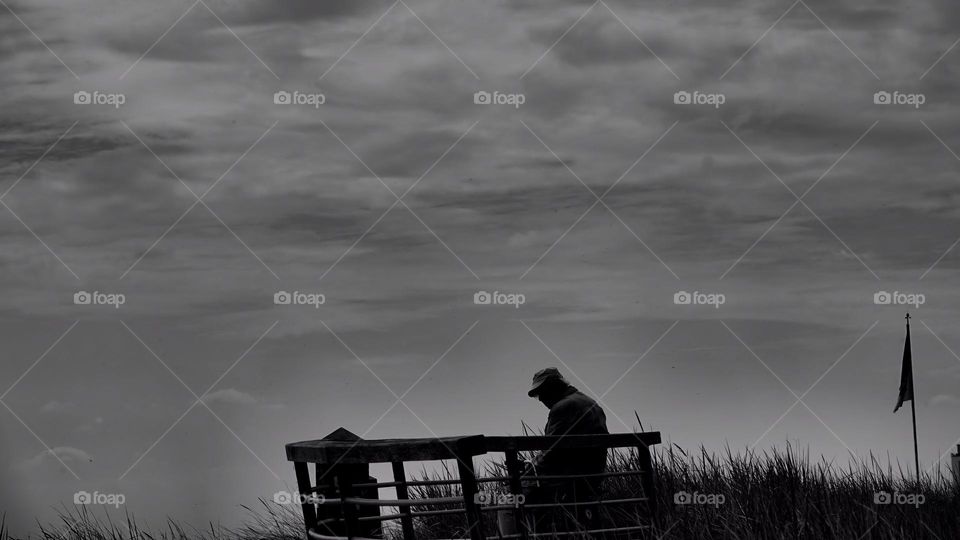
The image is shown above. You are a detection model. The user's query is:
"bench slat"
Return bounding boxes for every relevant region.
[484,433,661,451]
[287,433,662,463]
[286,435,485,464]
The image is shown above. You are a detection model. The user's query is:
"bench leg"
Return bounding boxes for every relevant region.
[294,462,318,538]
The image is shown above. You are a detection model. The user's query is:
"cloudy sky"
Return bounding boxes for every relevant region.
[2,0,960,533]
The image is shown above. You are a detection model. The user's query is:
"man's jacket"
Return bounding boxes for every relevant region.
[537,386,609,478]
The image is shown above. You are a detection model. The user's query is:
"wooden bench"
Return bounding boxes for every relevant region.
[285,429,661,540]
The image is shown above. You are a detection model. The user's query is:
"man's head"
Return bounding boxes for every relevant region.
[527,367,571,408]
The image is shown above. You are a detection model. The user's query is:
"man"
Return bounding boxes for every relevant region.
[524,367,609,507]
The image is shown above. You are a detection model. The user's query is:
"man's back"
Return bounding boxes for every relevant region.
[540,386,608,477]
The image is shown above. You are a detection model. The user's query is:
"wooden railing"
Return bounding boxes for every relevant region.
[285,431,661,540]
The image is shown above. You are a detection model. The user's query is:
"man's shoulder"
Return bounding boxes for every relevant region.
[547,389,608,434]
[552,390,599,411]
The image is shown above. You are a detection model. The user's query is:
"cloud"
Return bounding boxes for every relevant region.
[529,14,658,69]
[201,388,284,410]
[928,394,960,407]
[18,447,92,471]
[218,0,390,25]
[202,388,260,406]
[39,400,79,415]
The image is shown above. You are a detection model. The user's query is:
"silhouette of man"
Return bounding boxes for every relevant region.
[524,367,608,506]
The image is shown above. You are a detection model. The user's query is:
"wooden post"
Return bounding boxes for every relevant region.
[456,452,485,540]
[337,469,358,539]
[294,462,318,538]
[950,445,960,486]
[313,464,339,536]
[637,444,657,520]
[315,462,332,491]
[392,461,417,540]
[504,449,528,540]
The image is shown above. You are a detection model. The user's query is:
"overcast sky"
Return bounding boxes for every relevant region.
[2,0,960,533]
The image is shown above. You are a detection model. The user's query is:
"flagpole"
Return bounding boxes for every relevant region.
[907,313,920,480]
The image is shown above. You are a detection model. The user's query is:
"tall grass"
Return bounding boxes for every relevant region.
[639,442,957,539]
[4,501,304,540]
[9,444,959,539]
[401,443,960,539]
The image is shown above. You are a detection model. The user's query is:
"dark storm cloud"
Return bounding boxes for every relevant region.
[775,0,901,32]
[497,156,578,171]
[53,0,392,63]
[222,0,390,25]
[105,20,234,63]
[415,182,595,217]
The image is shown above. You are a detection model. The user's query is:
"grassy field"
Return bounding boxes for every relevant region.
[5,443,958,539]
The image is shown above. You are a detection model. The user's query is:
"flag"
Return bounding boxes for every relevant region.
[893,319,913,413]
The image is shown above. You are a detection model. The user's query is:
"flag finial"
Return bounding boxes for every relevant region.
[905,313,911,321]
